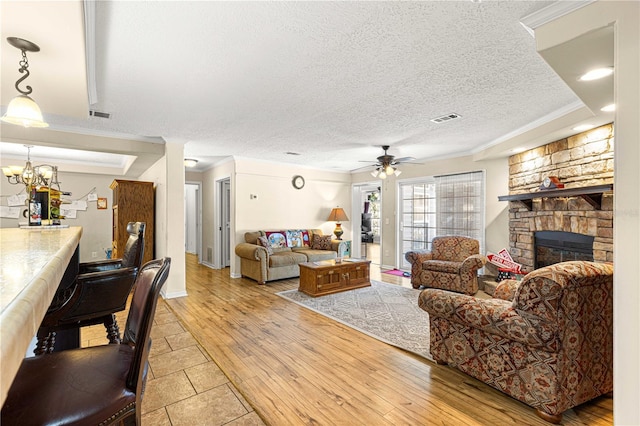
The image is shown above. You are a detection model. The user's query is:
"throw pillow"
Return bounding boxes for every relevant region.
[311,234,332,250]
[301,230,310,246]
[265,231,287,248]
[286,230,304,248]
[285,230,311,248]
[257,236,273,255]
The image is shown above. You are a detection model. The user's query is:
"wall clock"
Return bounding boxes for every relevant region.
[292,175,305,189]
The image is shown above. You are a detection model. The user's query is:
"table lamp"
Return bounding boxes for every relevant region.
[327,207,349,240]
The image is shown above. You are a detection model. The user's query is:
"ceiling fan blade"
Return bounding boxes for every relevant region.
[392,156,416,163]
[351,164,378,172]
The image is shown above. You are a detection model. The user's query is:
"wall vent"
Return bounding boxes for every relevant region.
[89,110,111,119]
[430,113,461,123]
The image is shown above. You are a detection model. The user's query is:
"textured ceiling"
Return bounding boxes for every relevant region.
[2,1,609,173]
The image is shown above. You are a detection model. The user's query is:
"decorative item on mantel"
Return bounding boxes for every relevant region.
[540,176,564,190]
[327,207,349,240]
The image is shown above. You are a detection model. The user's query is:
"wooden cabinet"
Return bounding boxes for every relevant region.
[110,180,155,264]
[299,260,371,297]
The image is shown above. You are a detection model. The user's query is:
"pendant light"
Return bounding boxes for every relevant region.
[1,37,49,128]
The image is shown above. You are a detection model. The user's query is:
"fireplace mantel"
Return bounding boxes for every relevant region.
[498,184,614,211]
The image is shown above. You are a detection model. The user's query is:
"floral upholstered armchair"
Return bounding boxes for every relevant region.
[418,261,614,424]
[404,236,485,294]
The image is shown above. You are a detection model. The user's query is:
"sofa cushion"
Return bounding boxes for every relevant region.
[423,260,462,274]
[269,251,307,267]
[265,231,287,248]
[294,248,337,262]
[257,236,273,255]
[311,234,332,250]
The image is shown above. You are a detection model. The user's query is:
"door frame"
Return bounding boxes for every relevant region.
[185,181,202,263]
[217,177,231,268]
[351,181,382,264]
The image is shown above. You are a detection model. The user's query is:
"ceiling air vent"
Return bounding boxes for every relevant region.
[430,113,461,124]
[89,110,111,119]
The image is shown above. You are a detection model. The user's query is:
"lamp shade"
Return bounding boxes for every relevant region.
[1,95,49,128]
[327,207,349,222]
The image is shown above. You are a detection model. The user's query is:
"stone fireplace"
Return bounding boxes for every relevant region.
[504,124,614,271]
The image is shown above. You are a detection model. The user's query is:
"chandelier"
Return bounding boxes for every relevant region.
[2,145,60,189]
[1,37,49,128]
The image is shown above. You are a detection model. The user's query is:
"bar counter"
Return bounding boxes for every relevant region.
[0,226,83,406]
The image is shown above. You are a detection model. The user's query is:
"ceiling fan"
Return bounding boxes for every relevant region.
[363,145,416,179]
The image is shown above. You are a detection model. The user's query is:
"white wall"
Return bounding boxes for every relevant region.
[139,141,187,299]
[0,171,114,262]
[351,155,510,269]
[535,2,640,423]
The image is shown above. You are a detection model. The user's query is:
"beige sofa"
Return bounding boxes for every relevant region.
[235,229,348,284]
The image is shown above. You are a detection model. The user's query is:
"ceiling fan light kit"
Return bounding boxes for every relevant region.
[365,145,415,180]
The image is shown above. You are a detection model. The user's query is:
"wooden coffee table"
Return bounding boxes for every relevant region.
[299,259,371,297]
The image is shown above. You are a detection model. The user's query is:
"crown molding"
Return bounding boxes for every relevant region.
[520,1,596,36]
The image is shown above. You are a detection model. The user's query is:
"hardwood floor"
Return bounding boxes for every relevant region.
[164,254,613,425]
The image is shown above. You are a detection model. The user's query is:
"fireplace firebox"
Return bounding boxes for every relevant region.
[534,231,594,269]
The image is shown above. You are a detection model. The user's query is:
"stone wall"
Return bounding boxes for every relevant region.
[506,123,614,270]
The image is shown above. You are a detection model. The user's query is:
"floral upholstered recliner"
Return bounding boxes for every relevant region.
[418,261,614,424]
[404,236,485,294]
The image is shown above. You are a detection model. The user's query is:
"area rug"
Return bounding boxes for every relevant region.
[383,269,411,277]
[277,281,432,360]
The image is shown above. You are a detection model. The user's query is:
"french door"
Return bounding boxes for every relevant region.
[399,171,484,269]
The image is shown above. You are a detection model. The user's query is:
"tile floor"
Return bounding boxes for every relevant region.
[81,300,265,426]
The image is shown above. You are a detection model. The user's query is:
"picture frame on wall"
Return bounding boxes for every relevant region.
[97,198,108,209]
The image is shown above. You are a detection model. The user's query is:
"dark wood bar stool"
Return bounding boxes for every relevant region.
[35,222,146,354]
[1,257,171,425]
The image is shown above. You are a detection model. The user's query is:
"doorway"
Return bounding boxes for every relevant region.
[184,182,202,262]
[219,178,231,268]
[352,183,381,265]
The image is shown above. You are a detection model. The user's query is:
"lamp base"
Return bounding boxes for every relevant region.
[333,223,344,240]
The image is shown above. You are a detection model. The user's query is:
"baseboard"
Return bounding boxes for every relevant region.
[161,290,188,299]
[380,264,396,271]
[200,261,217,269]
[230,272,242,279]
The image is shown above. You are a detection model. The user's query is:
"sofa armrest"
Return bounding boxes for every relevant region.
[404,250,433,265]
[405,250,433,286]
[235,243,268,261]
[460,254,486,273]
[493,279,520,301]
[418,288,558,350]
[331,240,348,256]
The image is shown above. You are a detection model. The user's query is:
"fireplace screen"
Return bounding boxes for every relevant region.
[534,231,594,269]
